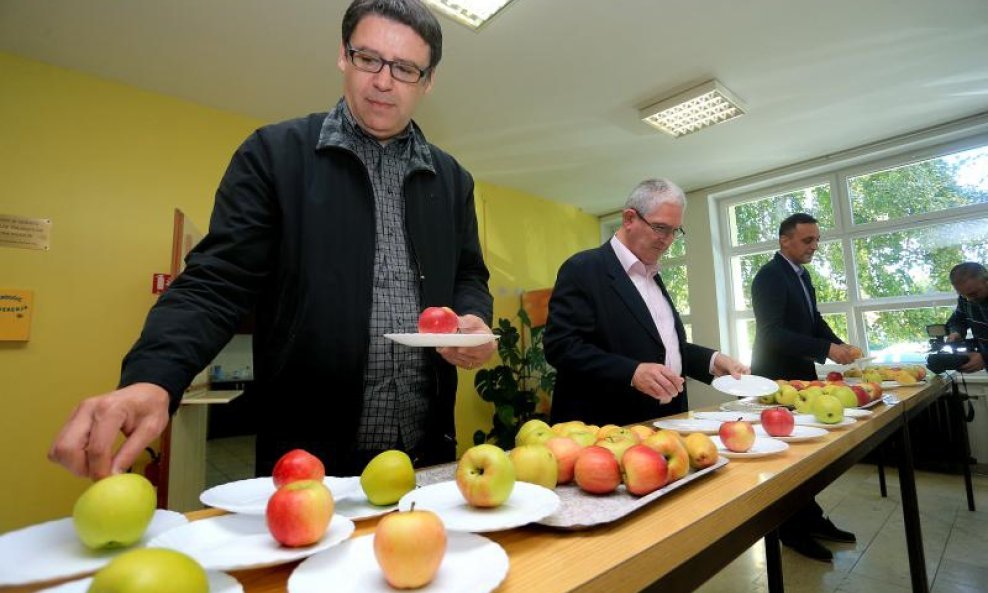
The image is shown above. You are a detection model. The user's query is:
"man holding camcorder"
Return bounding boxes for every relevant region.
[945,262,988,373]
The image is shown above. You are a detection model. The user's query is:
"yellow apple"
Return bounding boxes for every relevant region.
[509,444,558,489]
[73,473,156,550]
[360,450,416,506]
[373,507,446,589]
[88,548,208,593]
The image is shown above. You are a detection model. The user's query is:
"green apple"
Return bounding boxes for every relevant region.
[775,385,799,407]
[508,444,558,489]
[793,389,817,414]
[812,393,844,424]
[832,386,858,409]
[758,391,778,405]
[456,444,515,507]
[568,430,597,448]
[73,473,156,550]
[88,548,208,593]
[360,450,416,506]
[515,419,552,447]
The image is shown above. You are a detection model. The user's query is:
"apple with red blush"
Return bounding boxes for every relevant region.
[266,479,334,547]
[272,448,325,488]
[760,407,795,437]
[418,306,458,334]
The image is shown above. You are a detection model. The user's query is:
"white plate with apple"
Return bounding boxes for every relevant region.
[0,510,187,587]
[793,414,857,429]
[653,418,723,434]
[711,374,779,398]
[288,531,508,593]
[710,436,789,458]
[384,333,499,348]
[397,481,560,533]
[147,513,354,571]
[37,570,243,593]
[753,424,829,442]
[199,476,360,515]
[334,494,398,521]
[693,411,762,423]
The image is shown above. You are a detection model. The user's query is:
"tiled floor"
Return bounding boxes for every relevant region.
[206,436,987,592]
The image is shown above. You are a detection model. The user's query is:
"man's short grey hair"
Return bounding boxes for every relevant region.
[950,262,988,285]
[624,178,686,214]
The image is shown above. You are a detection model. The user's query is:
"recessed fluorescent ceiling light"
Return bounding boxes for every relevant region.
[640,80,746,138]
[423,0,516,30]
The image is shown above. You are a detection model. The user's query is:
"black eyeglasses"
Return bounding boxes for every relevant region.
[345,46,430,84]
[633,209,686,239]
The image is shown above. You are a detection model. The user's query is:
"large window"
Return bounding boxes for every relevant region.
[719,141,988,365]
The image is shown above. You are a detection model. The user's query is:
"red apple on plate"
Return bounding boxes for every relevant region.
[850,385,870,407]
[417,306,458,334]
[266,479,334,547]
[373,505,447,589]
[760,407,795,437]
[574,446,621,494]
[718,418,756,453]
[621,444,669,496]
[272,448,325,488]
[545,436,582,484]
[456,444,516,508]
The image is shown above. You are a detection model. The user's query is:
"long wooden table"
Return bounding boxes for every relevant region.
[7,378,951,593]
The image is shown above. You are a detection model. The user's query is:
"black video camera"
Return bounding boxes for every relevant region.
[925,323,974,373]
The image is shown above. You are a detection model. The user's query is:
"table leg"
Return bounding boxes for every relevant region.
[896,421,930,593]
[765,529,784,593]
[948,381,976,511]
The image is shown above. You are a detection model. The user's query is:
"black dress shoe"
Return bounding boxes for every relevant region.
[808,517,856,543]
[781,534,833,562]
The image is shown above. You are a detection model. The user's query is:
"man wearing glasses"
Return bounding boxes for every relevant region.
[544,178,747,427]
[49,0,494,480]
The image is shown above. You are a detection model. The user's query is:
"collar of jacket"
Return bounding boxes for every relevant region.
[315,98,436,176]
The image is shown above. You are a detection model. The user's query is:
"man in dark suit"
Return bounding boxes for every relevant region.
[545,178,747,427]
[751,212,858,561]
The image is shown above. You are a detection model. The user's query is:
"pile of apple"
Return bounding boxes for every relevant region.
[501,418,720,498]
[759,378,883,422]
[843,364,926,385]
[266,449,335,548]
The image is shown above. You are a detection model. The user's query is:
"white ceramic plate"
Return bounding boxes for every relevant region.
[753,424,829,442]
[709,436,789,458]
[288,531,509,593]
[383,333,498,348]
[843,407,874,418]
[720,398,776,414]
[693,411,762,423]
[38,571,242,593]
[397,481,560,533]
[200,476,360,515]
[653,418,723,434]
[711,374,779,398]
[0,510,187,587]
[147,513,354,571]
[334,492,398,521]
[793,414,857,429]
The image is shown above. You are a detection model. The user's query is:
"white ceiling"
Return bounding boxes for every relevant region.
[2,0,987,215]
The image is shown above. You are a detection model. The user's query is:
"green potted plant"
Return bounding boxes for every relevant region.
[473,308,556,448]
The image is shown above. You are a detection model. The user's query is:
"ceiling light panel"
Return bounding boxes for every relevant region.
[640,80,746,138]
[423,0,516,30]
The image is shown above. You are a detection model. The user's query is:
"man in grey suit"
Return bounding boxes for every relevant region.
[751,212,858,561]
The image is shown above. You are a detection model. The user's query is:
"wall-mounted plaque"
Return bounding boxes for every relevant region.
[0,289,33,341]
[0,214,51,251]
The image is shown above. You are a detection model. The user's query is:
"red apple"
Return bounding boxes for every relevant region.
[826,371,844,382]
[850,385,870,407]
[860,381,883,401]
[621,444,669,496]
[272,449,325,488]
[760,407,795,437]
[373,506,446,589]
[545,436,582,484]
[718,419,756,453]
[642,430,690,481]
[456,444,516,508]
[417,306,458,334]
[266,479,334,547]
[573,446,621,494]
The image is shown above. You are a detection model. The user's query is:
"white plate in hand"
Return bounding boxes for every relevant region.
[397,481,559,533]
[793,414,857,429]
[38,571,242,593]
[200,476,360,515]
[653,418,723,434]
[384,333,498,348]
[753,424,829,442]
[288,531,509,593]
[147,513,354,571]
[0,510,187,586]
[711,375,779,398]
[710,436,789,458]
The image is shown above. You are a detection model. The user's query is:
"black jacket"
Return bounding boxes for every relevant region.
[120,112,492,471]
[544,241,714,426]
[750,252,841,380]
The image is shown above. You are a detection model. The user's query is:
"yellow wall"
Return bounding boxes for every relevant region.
[454,183,599,452]
[0,53,262,531]
[0,53,600,531]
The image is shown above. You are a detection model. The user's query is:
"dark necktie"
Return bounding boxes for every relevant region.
[798,268,815,316]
